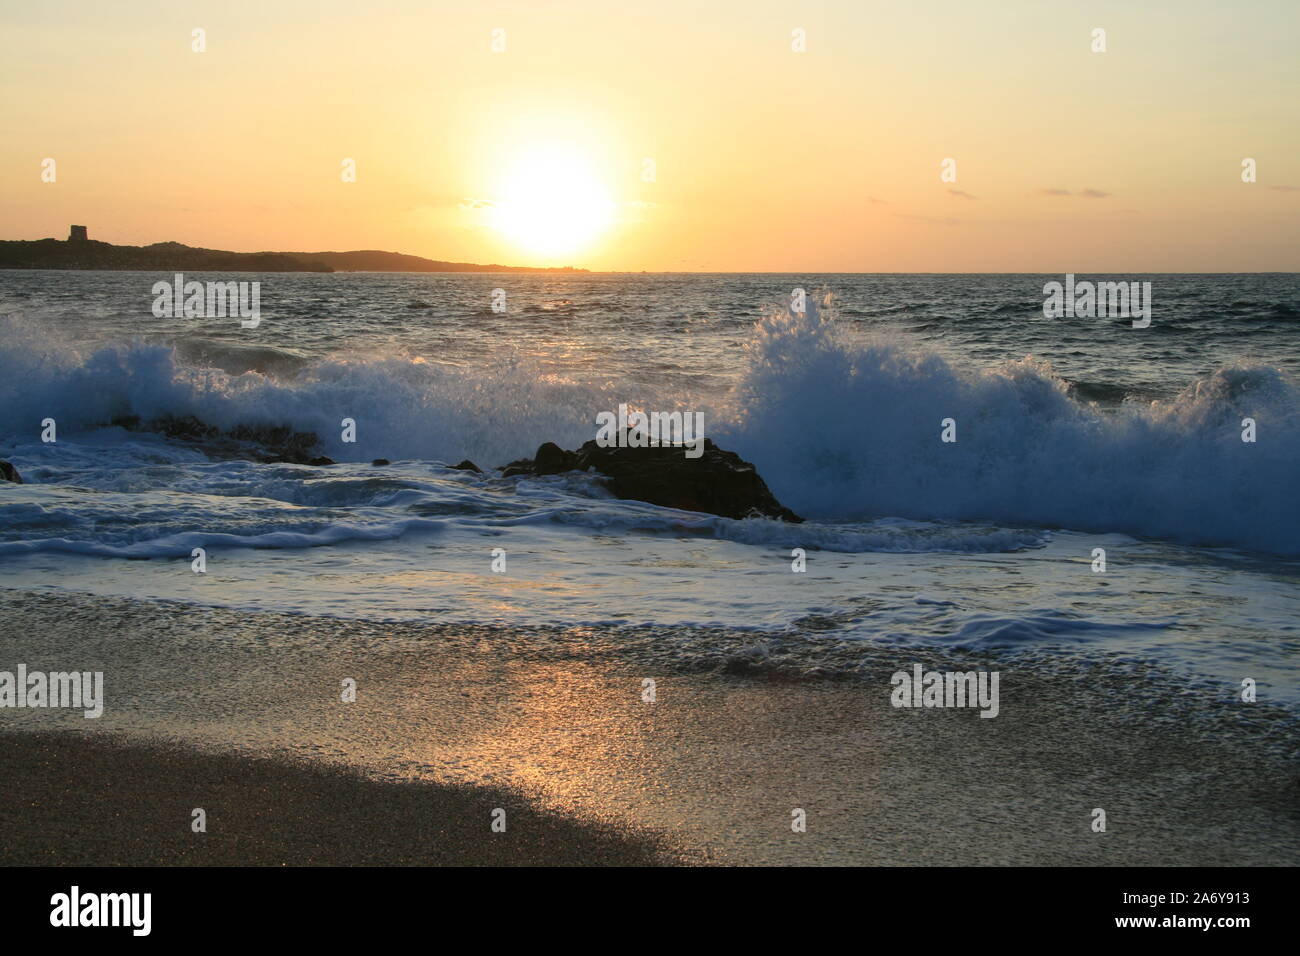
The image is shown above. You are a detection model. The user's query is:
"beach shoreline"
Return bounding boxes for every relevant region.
[3,588,1298,866]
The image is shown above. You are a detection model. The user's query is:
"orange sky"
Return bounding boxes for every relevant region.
[2,0,1297,271]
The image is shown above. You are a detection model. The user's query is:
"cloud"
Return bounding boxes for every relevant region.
[458,198,497,210]
[866,196,889,204]
[1041,187,1110,198]
[895,213,960,226]
[947,189,976,200]
[1268,185,1300,192]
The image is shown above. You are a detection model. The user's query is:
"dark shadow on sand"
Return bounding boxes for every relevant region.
[0,731,673,866]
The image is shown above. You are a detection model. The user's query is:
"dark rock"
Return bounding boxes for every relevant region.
[451,459,483,473]
[227,423,320,463]
[496,437,801,522]
[0,461,21,484]
[107,413,326,464]
[576,438,801,522]
[533,442,579,476]
[307,456,335,466]
[372,458,390,466]
[151,414,219,443]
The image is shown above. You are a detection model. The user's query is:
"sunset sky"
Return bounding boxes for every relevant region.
[2,0,1297,271]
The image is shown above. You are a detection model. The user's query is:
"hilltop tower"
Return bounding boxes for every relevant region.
[68,225,88,242]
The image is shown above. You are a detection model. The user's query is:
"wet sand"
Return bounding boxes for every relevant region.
[1,589,1297,865]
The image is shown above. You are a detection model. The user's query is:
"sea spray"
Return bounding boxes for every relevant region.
[718,296,1300,553]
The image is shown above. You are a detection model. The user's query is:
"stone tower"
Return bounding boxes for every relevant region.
[68,225,88,242]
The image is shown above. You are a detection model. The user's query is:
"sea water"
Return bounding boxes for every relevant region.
[1,271,1297,706]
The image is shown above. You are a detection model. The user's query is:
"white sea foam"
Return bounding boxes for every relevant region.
[4,297,1296,553]
[719,298,1300,554]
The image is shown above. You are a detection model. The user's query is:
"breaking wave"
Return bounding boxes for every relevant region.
[2,297,1298,554]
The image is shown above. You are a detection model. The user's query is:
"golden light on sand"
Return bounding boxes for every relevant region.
[490,146,615,258]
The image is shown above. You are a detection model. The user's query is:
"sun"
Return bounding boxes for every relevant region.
[490,146,615,258]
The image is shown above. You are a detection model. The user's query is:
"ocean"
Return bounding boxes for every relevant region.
[1,270,1298,715]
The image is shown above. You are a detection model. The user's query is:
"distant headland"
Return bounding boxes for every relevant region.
[0,227,589,274]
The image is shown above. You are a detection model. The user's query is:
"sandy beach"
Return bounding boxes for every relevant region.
[2,588,1296,866]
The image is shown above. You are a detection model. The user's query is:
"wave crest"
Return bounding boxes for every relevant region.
[715,297,1300,552]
